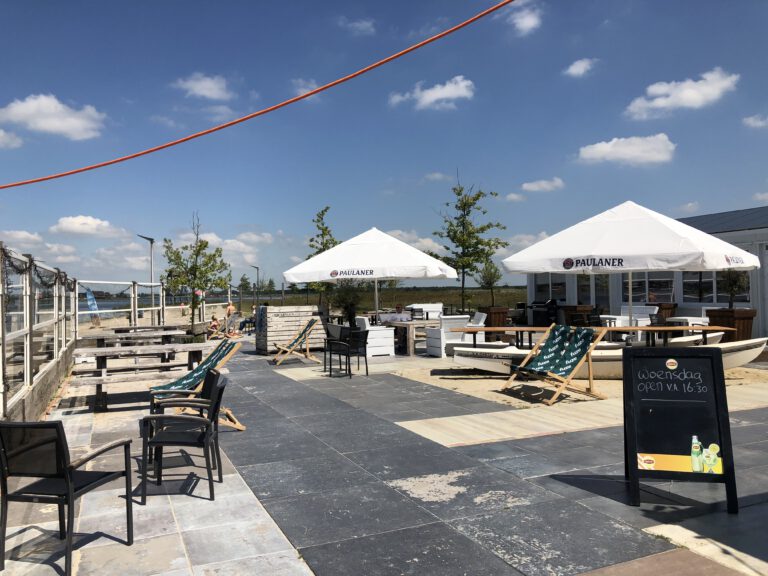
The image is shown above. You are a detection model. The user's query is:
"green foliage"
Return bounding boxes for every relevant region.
[162,213,231,325]
[307,206,340,304]
[433,185,508,310]
[719,269,750,309]
[474,259,503,306]
[330,280,363,325]
[266,278,276,292]
[237,273,251,293]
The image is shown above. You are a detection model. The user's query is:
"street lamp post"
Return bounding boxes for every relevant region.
[249,265,260,307]
[137,234,155,320]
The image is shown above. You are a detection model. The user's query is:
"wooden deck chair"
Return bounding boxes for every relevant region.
[272,318,320,365]
[505,327,607,405]
[150,341,246,431]
[506,324,570,384]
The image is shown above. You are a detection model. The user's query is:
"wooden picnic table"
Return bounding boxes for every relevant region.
[78,330,187,348]
[112,324,182,333]
[385,319,440,356]
[451,325,734,348]
[73,342,215,372]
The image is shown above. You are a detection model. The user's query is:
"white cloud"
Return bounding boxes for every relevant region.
[563,58,598,78]
[0,230,43,247]
[150,115,181,129]
[44,243,76,255]
[423,172,452,182]
[389,75,475,111]
[0,128,22,149]
[0,94,106,140]
[173,72,234,101]
[49,215,126,237]
[496,231,549,258]
[679,201,700,214]
[743,114,768,129]
[51,255,80,264]
[506,4,542,36]
[292,78,319,98]
[407,17,449,39]
[506,193,526,202]
[386,229,445,254]
[205,105,237,122]
[289,255,303,264]
[337,16,375,36]
[579,133,676,166]
[521,177,564,192]
[236,232,274,244]
[753,192,768,202]
[625,67,739,120]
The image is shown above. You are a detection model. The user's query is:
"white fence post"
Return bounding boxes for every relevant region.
[23,254,33,391]
[131,281,139,326]
[160,282,166,325]
[0,242,6,418]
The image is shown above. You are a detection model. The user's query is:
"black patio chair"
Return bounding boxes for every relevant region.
[329,328,368,378]
[0,421,133,576]
[140,369,226,504]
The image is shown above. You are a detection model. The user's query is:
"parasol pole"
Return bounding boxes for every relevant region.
[374,279,380,325]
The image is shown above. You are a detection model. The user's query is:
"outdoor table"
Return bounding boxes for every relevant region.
[113,325,181,333]
[78,329,187,348]
[603,325,732,346]
[385,319,440,356]
[451,326,551,349]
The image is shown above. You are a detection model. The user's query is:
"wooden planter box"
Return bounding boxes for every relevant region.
[705,308,757,343]
[255,305,325,355]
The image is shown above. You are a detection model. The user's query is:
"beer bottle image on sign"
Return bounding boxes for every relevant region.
[691,435,703,472]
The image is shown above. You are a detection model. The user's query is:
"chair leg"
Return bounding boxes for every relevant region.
[124,445,134,545]
[347,354,351,379]
[0,494,7,571]
[65,499,75,576]
[364,353,368,376]
[141,436,149,505]
[58,503,66,539]
[214,435,223,483]
[155,447,163,486]
[204,440,215,501]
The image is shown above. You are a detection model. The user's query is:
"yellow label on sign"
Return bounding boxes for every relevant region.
[637,453,722,474]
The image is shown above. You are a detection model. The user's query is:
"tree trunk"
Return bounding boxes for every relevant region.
[490,286,495,306]
[460,272,466,312]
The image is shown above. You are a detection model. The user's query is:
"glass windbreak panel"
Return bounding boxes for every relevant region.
[33,268,56,325]
[78,282,132,328]
[577,275,591,306]
[534,274,549,301]
[594,274,610,313]
[4,336,26,398]
[648,272,674,303]
[622,273,647,302]
[683,272,714,303]
[3,264,24,334]
[716,271,751,304]
[31,324,55,377]
[550,274,567,303]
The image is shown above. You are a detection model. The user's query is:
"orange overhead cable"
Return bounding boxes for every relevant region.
[0,0,516,190]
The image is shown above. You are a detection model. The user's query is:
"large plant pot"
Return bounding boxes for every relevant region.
[705,308,757,342]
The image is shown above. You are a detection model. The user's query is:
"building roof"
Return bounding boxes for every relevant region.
[679,205,768,234]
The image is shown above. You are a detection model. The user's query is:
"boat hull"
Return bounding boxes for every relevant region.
[453,337,766,379]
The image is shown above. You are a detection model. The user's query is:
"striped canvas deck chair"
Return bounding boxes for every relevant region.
[506,324,570,384]
[272,318,320,365]
[505,326,607,405]
[149,340,246,430]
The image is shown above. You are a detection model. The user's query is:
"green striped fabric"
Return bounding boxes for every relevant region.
[514,324,570,374]
[150,340,235,397]
[550,327,594,378]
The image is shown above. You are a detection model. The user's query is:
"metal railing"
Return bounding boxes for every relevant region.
[1,244,76,418]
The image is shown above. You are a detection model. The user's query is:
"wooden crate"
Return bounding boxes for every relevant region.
[255,305,325,355]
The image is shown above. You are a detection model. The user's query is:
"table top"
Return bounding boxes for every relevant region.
[452,325,733,333]
[386,319,440,328]
[79,329,186,340]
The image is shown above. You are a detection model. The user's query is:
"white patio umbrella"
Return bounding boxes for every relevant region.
[502,200,760,324]
[283,227,457,317]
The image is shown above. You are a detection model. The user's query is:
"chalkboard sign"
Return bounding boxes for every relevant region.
[622,347,738,514]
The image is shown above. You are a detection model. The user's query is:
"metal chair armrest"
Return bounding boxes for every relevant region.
[70,438,132,470]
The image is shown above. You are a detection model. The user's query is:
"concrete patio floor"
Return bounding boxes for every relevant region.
[3,341,767,575]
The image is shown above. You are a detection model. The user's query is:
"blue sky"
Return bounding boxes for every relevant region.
[1,0,767,287]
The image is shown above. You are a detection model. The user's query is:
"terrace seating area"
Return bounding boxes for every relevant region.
[3,339,768,575]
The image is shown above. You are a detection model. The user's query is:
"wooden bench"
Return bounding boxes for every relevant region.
[78,330,187,348]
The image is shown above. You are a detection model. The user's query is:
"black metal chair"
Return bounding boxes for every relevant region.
[329,328,368,378]
[0,421,133,576]
[140,369,226,504]
[322,323,344,373]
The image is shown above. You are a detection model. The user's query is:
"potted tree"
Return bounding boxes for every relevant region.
[331,280,363,327]
[705,270,756,342]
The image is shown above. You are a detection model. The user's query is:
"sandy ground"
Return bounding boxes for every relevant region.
[396,364,768,409]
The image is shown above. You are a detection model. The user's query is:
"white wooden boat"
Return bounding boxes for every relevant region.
[453,335,765,380]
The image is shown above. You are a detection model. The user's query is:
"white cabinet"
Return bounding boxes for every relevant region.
[366,326,395,357]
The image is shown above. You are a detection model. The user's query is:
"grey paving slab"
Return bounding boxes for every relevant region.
[583,549,745,576]
[261,482,436,548]
[192,551,314,576]
[729,423,768,445]
[385,465,560,521]
[450,499,674,576]
[529,471,630,501]
[491,453,584,479]
[506,433,586,454]
[299,522,523,576]
[373,409,433,422]
[259,391,356,418]
[344,441,480,481]
[224,427,337,466]
[77,532,190,576]
[454,440,533,462]
[733,441,768,468]
[182,519,293,566]
[239,452,377,500]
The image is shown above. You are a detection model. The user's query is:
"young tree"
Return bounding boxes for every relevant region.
[266,278,276,293]
[237,274,251,294]
[474,259,503,306]
[433,185,508,311]
[307,206,339,305]
[163,213,231,326]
